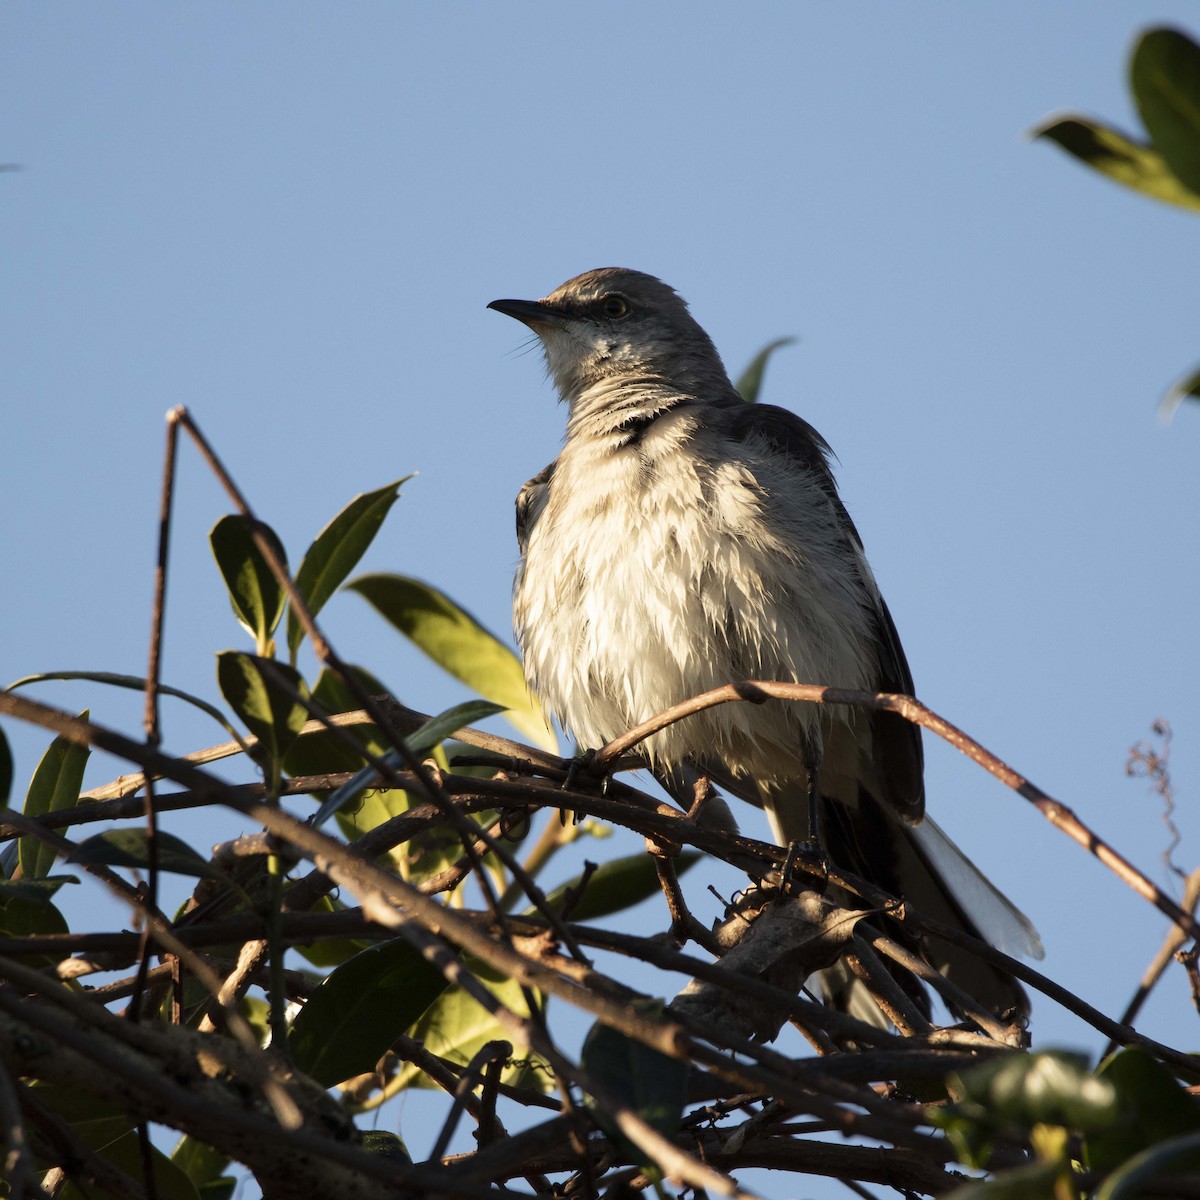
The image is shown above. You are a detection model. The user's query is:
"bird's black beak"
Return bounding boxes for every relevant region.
[487,298,564,327]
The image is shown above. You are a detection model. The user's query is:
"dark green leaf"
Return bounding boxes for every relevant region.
[1096,1131,1200,1199]
[20,716,90,880]
[581,1003,688,1166]
[0,888,69,963]
[59,1131,201,1200]
[289,894,371,967]
[536,851,702,922]
[1161,362,1200,421]
[1132,28,1200,197]
[1032,116,1200,211]
[0,723,11,808]
[0,874,78,903]
[1086,1046,1200,1173]
[347,573,556,751]
[289,937,449,1087]
[286,478,410,660]
[359,1130,412,1165]
[210,515,289,655]
[734,337,796,403]
[216,652,310,771]
[75,829,235,886]
[37,1085,201,1200]
[6,671,248,751]
[283,664,392,781]
[940,1159,1063,1199]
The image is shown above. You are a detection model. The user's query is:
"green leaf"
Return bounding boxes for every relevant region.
[216,652,310,772]
[1032,116,1200,211]
[289,937,449,1087]
[210,515,289,655]
[1161,362,1200,421]
[395,963,546,1092]
[0,874,78,903]
[359,1130,413,1165]
[1086,1046,1200,1173]
[74,829,237,888]
[536,851,702,922]
[0,723,11,808]
[348,572,556,752]
[308,698,502,830]
[1132,27,1200,197]
[952,1049,1117,1131]
[171,1135,231,1189]
[1096,1131,1200,1200]
[6,670,249,751]
[0,886,69,963]
[283,664,392,781]
[20,716,90,880]
[942,1159,1063,1199]
[734,337,796,403]
[934,1050,1118,1170]
[289,894,371,967]
[581,1002,688,1166]
[286,478,410,660]
[36,1086,201,1200]
[59,1132,201,1200]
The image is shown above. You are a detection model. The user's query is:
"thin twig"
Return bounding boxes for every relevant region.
[591,679,1200,942]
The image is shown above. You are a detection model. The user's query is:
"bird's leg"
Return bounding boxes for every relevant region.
[781,742,829,895]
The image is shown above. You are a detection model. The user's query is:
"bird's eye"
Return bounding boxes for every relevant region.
[600,295,630,319]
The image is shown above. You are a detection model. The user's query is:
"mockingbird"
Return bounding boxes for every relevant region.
[489,268,1041,1017]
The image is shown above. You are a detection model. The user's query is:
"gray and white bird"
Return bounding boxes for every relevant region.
[489,268,1041,1017]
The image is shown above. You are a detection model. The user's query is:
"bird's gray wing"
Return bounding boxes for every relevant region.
[723,401,925,825]
[516,461,555,553]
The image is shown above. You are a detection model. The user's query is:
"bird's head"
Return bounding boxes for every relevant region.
[489,268,730,404]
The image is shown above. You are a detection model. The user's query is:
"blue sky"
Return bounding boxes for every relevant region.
[4,3,1199,1194]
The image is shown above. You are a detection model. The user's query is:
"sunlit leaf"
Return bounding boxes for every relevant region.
[1032,115,1200,211]
[934,1050,1118,1169]
[216,652,310,772]
[210,515,289,655]
[289,937,449,1087]
[307,698,502,831]
[348,572,556,751]
[734,337,796,403]
[170,1135,231,1191]
[286,478,410,660]
[1132,27,1200,197]
[395,963,547,1092]
[20,715,90,881]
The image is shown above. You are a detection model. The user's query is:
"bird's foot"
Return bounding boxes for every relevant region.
[779,839,829,897]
